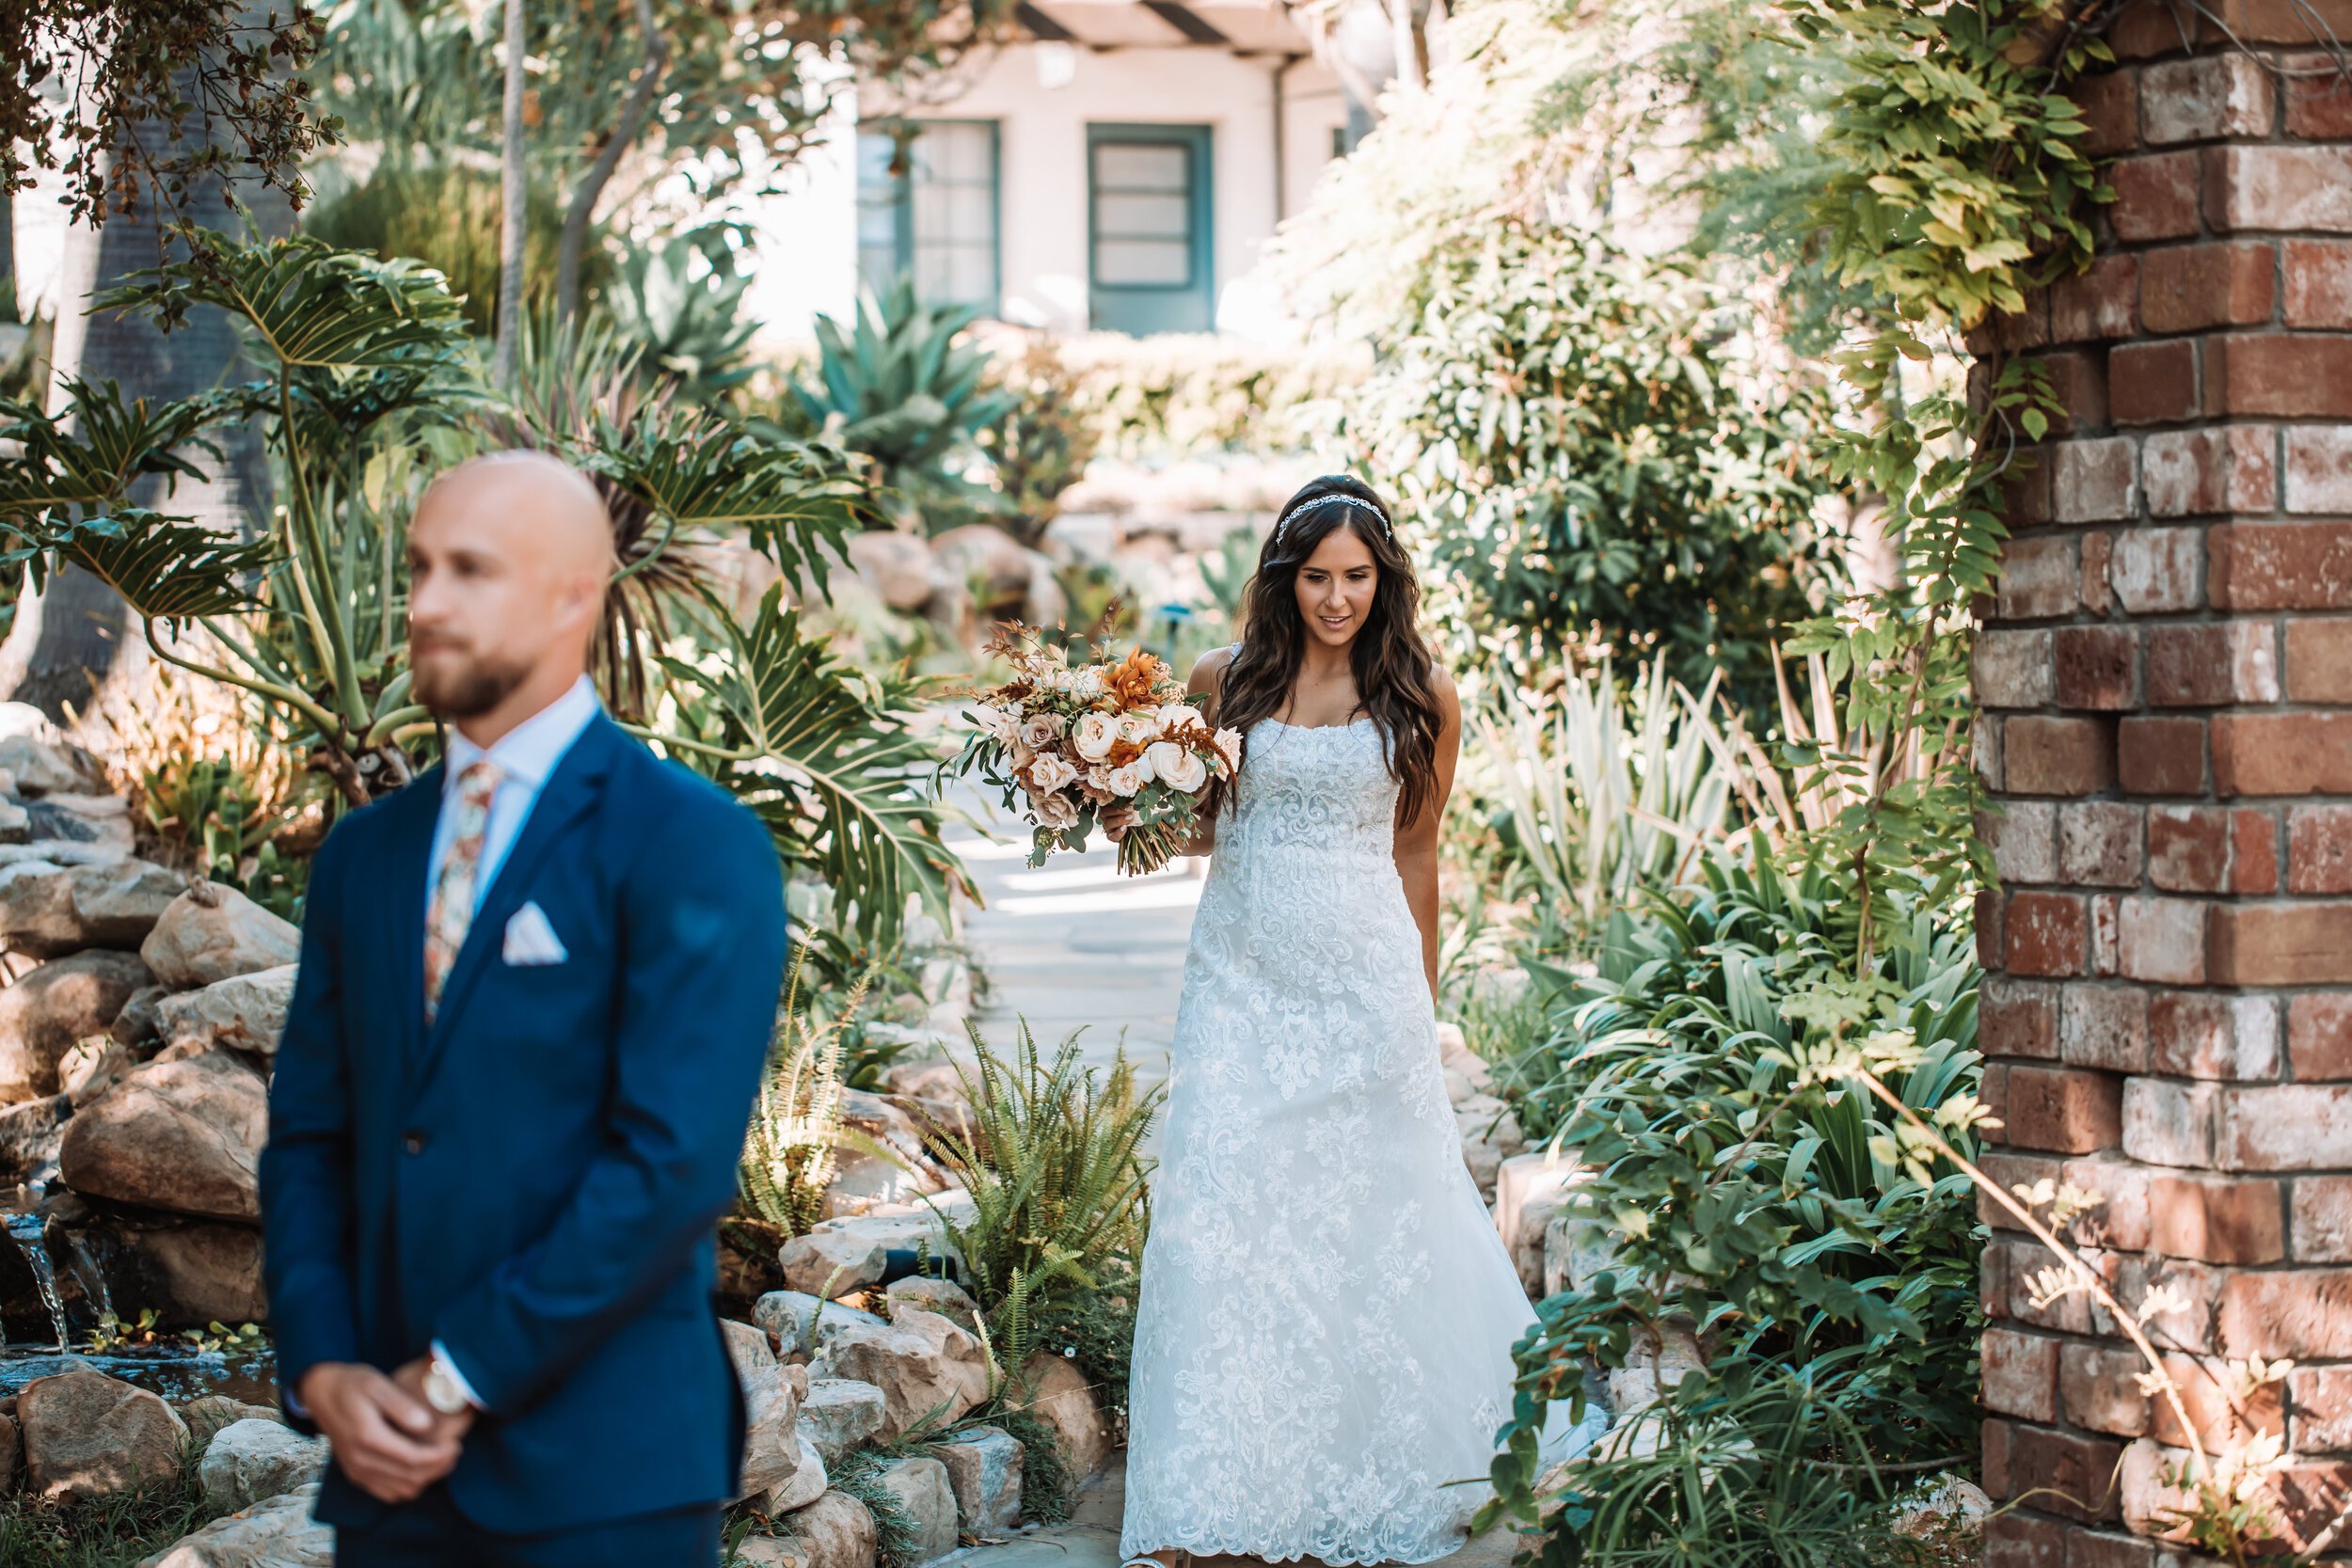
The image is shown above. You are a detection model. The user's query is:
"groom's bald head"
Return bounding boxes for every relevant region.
[407,451,613,737]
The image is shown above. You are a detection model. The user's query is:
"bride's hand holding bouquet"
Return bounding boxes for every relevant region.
[956,626,1240,876]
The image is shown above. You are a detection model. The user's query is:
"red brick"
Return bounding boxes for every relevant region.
[2221,1269,2352,1358]
[2290,805,2352,894]
[2074,67,2140,155]
[2110,151,2202,243]
[2107,526,2201,612]
[2063,1152,2154,1251]
[2118,715,2205,795]
[2141,51,2274,143]
[2140,424,2274,517]
[2126,1077,2222,1167]
[2009,716,2117,797]
[2059,1340,2152,1438]
[1981,1416,2016,1503]
[2067,1531,2154,1568]
[2212,712,2352,795]
[2152,1172,2285,1262]
[1976,628,2054,709]
[2292,1364,2352,1454]
[2080,531,2114,614]
[1978,887,2005,968]
[1982,1325,2059,1420]
[2144,621,2280,706]
[2058,801,2141,886]
[2090,893,2119,976]
[2006,1064,2122,1152]
[2007,891,2090,976]
[2285,426,2352,515]
[2054,626,2138,708]
[2151,990,2280,1080]
[2285,619,2352,702]
[2291,994,2352,1080]
[2149,805,2229,892]
[2061,983,2150,1071]
[2103,1252,2224,1351]
[2139,242,2277,335]
[2106,340,2197,426]
[2118,895,2207,983]
[2108,0,2197,57]
[2284,51,2352,139]
[2009,1425,2126,1523]
[2210,522,2352,610]
[1982,1503,2067,1565]
[2201,0,2352,46]
[2286,240,2352,329]
[2209,902,2352,985]
[2294,1177,2352,1261]
[2036,349,2109,436]
[2050,437,2138,523]
[2235,807,2280,895]
[2207,335,2352,418]
[1997,535,2080,619]
[1983,975,2062,1060]
[1987,800,2059,884]
[2204,144,2352,232]
[2052,255,2141,342]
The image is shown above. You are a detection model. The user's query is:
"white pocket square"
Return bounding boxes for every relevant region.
[502,901,569,966]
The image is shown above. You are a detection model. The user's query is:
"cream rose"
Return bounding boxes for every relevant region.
[1212,726,1244,778]
[1116,711,1160,748]
[1009,739,1037,774]
[1073,710,1120,762]
[1155,701,1205,737]
[1104,761,1151,798]
[1034,789,1079,829]
[1019,713,1066,751]
[1027,752,1079,794]
[1146,739,1209,794]
[972,705,1019,741]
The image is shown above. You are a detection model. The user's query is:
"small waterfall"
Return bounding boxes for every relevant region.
[66,1231,114,1329]
[4,1213,68,1352]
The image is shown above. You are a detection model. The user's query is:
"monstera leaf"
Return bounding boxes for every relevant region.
[661,585,965,944]
[61,510,273,622]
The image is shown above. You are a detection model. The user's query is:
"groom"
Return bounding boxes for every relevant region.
[260,451,787,1565]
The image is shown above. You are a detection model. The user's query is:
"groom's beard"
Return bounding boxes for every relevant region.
[413,648,532,720]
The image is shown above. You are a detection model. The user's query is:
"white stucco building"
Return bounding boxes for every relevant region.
[739,0,1367,343]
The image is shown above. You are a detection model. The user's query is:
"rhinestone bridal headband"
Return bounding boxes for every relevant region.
[1272,493,1391,545]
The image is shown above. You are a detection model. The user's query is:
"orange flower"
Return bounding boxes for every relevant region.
[1105,646,1169,710]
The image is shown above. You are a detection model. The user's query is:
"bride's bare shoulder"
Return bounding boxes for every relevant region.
[1187,643,1237,697]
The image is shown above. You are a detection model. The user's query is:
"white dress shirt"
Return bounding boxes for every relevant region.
[425,674,603,919]
[424,673,601,1412]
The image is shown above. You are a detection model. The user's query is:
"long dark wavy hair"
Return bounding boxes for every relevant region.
[1212,474,1446,828]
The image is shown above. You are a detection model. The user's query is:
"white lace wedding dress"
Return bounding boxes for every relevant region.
[1121,713,1597,1565]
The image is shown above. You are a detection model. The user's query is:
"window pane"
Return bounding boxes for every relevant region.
[1095,193,1188,239]
[946,244,993,305]
[1094,239,1190,286]
[937,123,991,182]
[914,245,956,300]
[1093,144,1187,191]
[856,204,898,246]
[946,184,993,242]
[913,181,952,236]
[859,244,899,294]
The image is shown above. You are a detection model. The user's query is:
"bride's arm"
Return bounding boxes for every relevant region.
[1394,670,1463,1001]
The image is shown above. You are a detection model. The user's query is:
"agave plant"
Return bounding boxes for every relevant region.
[604,226,760,396]
[793,277,1016,504]
[0,228,965,943]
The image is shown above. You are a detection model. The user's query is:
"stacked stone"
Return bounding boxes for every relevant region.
[1972,2,2352,1560]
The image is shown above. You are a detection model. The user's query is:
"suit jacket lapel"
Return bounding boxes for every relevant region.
[408,715,624,1099]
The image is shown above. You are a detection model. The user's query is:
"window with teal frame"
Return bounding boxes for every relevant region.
[855,120,1001,314]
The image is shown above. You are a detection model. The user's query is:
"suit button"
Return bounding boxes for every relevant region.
[403,1132,426,1155]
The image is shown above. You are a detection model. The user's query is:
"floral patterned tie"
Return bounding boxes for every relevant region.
[423,760,501,1023]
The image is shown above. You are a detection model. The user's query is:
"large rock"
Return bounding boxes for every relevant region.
[799,1377,887,1464]
[845,530,935,613]
[0,736,101,798]
[1493,1150,1587,1296]
[139,885,299,990]
[0,1092,68,1183]
[1010,1352,1110,1481]
[935,1424,1023,1531]
[754,1291,886,1359]
[26,794,135,855]
[812,1307,988,1445]
[727,1318,805,1505]
[183,1396,284,1446]
[779,1194,974,1296]
[153,966,296,1061]
[85,1216,266,1327]
[740,1490,877,1568]
[0,859,185,959]
[61,1036,134,1106]
[1455,1092,1526,1199]
[111,984,168,1049]
[197,1418,326,1513]
[19,1369,188,1498]
[931,525,1062,624]
[0,1410,20,1494]
[874,1455,960,1563]
[0,948,154,1100]
[882,1275,980,1335]
[58,1053,266,1221]
[764,1433,829,1513]
[135,1481,334,1568]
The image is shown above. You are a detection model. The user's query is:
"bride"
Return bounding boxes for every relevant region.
[1104,475,1594,1568]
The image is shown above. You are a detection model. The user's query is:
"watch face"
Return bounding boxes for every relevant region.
[426,1368,467,1414]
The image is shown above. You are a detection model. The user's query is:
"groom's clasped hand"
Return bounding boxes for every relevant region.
[297,1359,473,1503]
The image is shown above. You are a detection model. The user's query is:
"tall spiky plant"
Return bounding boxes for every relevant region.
[917,1022,1163,1381]
[738,953,862,1239]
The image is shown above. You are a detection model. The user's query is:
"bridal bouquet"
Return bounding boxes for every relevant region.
[958,628,1240,876]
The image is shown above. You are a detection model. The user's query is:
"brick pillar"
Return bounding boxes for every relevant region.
[1975,5,2352,1561]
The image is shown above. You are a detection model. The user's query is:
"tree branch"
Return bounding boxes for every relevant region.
[557,0,670,325]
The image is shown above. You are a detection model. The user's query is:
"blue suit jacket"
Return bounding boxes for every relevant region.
[259,714,787,1531]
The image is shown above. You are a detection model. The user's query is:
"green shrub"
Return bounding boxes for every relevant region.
[0,1446,216,1568]
[303,162,599,336]
[1360,227,1842,705]
[975,340,1100,548]
[1053,333,1359,458]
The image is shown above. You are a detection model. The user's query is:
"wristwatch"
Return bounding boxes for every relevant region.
[422,1350,473,1416]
